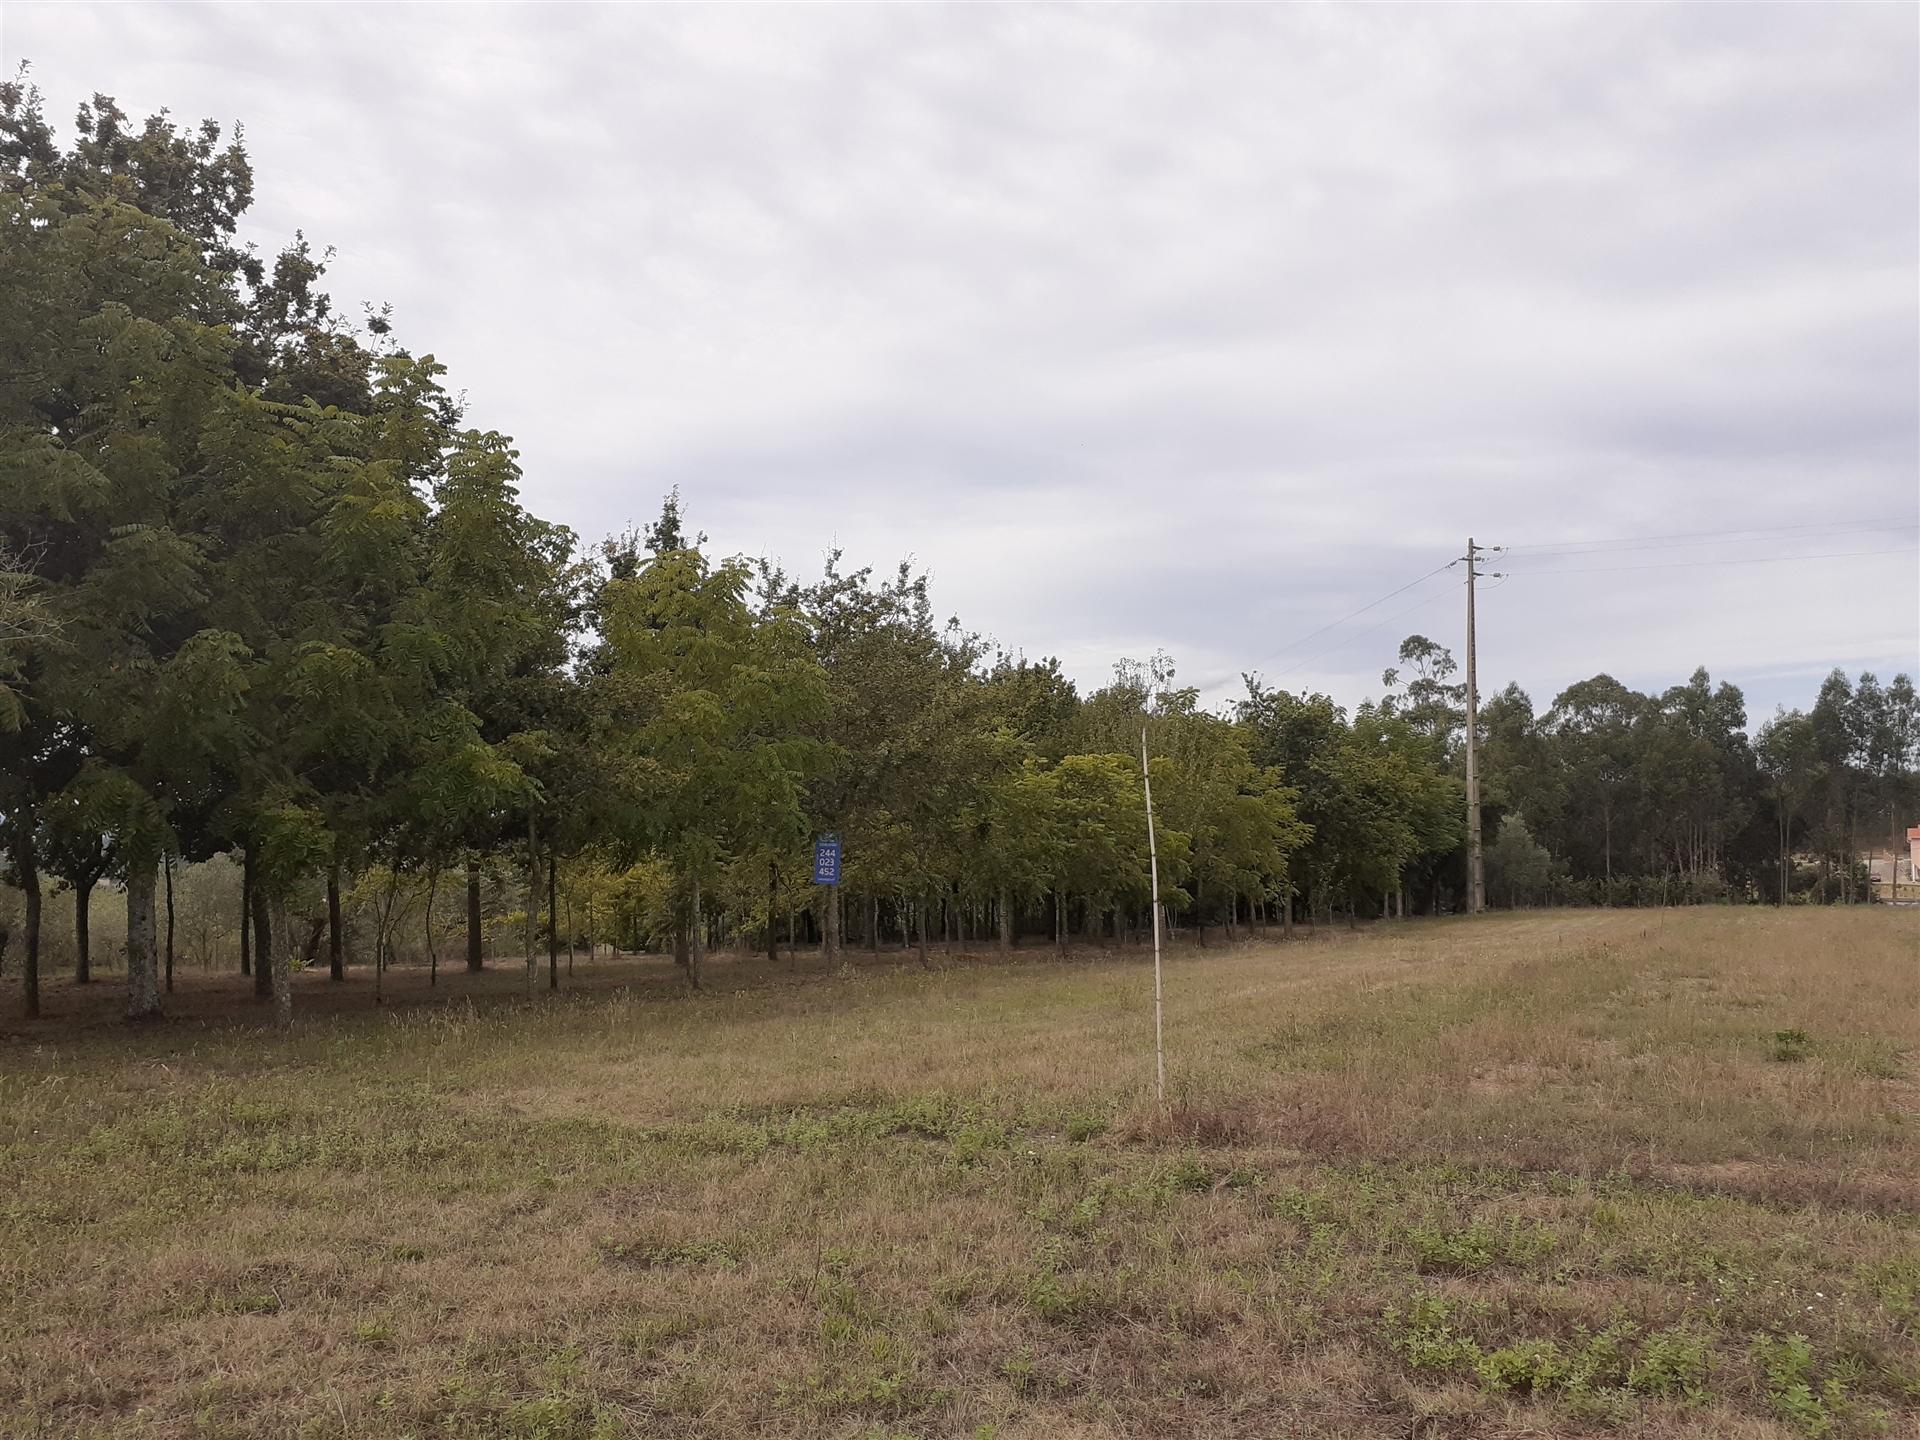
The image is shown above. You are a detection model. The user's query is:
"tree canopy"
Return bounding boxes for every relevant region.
[3,73,1915,1027]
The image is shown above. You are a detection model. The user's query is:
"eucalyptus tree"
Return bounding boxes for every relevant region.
[1545,675,1643,899]
[1853,672,1919,852]
[1477,683,1565,863]
[1809,671,1867,899]
[1756,708,1820,904]
[1637,669,1755,887]
[1381,633,1466,761]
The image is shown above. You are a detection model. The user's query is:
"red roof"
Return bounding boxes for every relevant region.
[1909,826,1920,840]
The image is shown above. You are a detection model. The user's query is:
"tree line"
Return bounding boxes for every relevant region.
[3,79,1915,1024]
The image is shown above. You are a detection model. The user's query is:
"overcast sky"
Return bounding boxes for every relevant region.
[7,3,1916,720]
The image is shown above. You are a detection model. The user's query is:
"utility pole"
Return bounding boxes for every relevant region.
[1464,537,1486,915]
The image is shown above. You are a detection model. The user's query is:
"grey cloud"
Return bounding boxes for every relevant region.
[5,1,1914,722]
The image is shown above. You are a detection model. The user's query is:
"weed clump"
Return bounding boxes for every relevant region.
[1771,1028,1814,1062]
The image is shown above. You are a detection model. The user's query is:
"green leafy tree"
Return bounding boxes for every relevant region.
[1546,675,1643,899]
[1756,708,1820,904]
[602,524,826,987]
[1486,813,1556,908]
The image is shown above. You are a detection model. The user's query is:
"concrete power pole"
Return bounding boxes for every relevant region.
[1464,538,1486,915]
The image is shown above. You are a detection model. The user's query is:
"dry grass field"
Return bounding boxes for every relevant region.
[2,908,1916,1439]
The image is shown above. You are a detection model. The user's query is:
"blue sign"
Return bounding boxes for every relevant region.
[812,835,842,886]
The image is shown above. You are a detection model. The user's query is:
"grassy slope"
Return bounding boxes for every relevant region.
[1,909,1915,1438]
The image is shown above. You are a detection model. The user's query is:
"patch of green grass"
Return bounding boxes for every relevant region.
[594,1235,739,1269]
[1754,1334,1834,1435]
[1630,1327,1712,1400]
[1771,1028,1815,1062]
[1063,1113,1107,1143]
[1404,1217,1556,1274]
[1384,1294,1484,1373]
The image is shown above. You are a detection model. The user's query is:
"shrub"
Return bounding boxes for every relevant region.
[1629,1327,1709,1399]
[1475,1338,1569,1393]
[1752,1334,1830,1436]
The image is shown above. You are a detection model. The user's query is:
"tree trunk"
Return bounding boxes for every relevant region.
[916,892,930,967]
[374,888,387,1006]
[426,868,440,986]
[687,870,704,989]
[466,863,484,971]
[240,847,253,976]
[869,894,880,955]
[14,828,40,1019]
[327,863,344,981]
[1603,806,1613,905]
[998,887,1012,955]
[74,873,92,984]
[1845,795,1857,904]
[765,862,780,963]
[164,856,176,994]
[1780,805,1790,907]
[245,844,272,1006]
[125,858,161,1021]
[566,895,575,975]
[270,896,293,1030]
[250,868,274,1001]
[1055,890,1067,957]
[1282,888,1293,938]
[548,855,559,991]
[524,818,538,995]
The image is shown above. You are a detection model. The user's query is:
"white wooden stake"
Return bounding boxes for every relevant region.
[1141,726,1166,1108]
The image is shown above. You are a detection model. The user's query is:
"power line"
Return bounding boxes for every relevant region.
[1504,520,1919,555]
[1505,524,1916,559]
[1501,544,1918,577]
[1188,521,1915,704]
[1266,578,1466,682]
[1242,558,1459,670]
[1189,557,1460,697]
